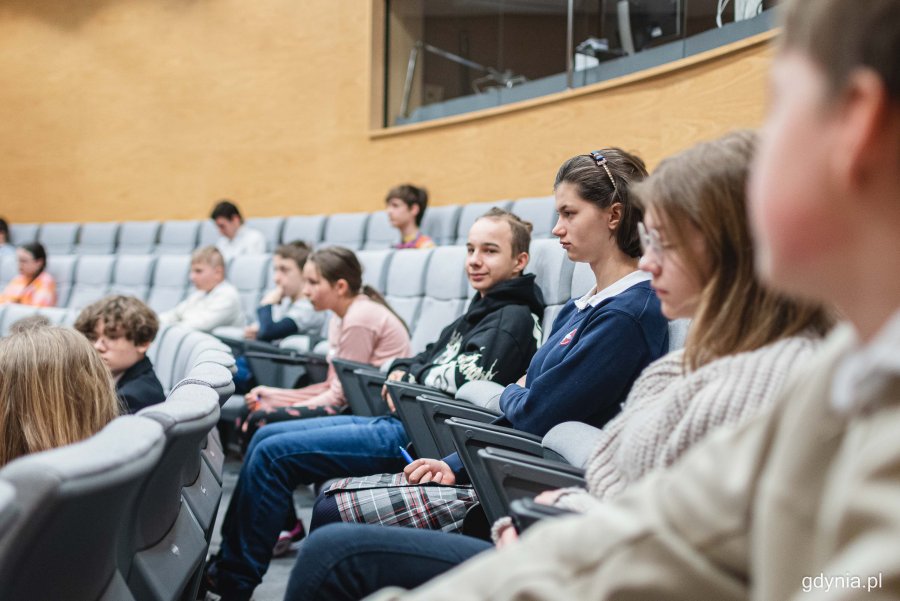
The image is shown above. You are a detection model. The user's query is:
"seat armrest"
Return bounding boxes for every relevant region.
[509,498,576,533]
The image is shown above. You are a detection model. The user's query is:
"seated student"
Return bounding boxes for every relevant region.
[346,2,900,600]
[386,184,436,249]
[0,326,121,467]
[239,246,411,439]
[211,199,267,261]
[202,151,668,601]
[0,218,15,256]
[242,241,325,343]
[159,246,243,332]
[75,295,166,414]
[0,242,56,307]
[308,148,670,535]
[284,131,838,601]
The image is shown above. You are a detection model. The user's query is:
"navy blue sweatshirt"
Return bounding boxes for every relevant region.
[444,279,669,476]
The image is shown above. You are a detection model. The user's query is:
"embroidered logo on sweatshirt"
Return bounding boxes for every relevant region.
[560,328,578,346]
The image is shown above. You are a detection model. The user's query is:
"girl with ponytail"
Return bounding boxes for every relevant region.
[243,246,411,435]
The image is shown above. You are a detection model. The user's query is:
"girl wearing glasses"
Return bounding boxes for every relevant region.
[284,131,834,601]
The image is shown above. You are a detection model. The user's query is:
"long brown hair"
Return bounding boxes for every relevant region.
[0,326,121,466]
[309,246,408,332]
[633,130,834,370]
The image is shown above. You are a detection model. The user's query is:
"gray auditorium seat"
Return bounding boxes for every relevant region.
[38,222,80,255]
[111,255,157,301]
[148,324,191,393]
[0,416,165,601]
[0,255,17,288]
[525,239,576,343]
[0,304,39,336]
[282,215,326,246]
[35,306,70,325]
[227,254,270,322]
[570,261,596,299]
[76,222,120,255]
[8,223,39,245]
[198,220,219,248]
[384,247,433,331]
[362,211,397,250]
[421,205,462,245]
[119,221,161,254]
[454,200,513,245]
[128,388,220,601]
[67,255,116,309]
[45,254,78,308]
[511,196,557,239]
[409,246,470,355]
[356,248,395,292]
[156,220,200,255]
[0,480,15,540]
[146,255,191,314]
[321,212,369,250]
[171,330,218,384]
[244,217,285,252]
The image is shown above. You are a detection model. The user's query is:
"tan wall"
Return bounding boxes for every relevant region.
[0,0,773,224]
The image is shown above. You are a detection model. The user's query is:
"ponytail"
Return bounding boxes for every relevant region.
[362,284,409,333]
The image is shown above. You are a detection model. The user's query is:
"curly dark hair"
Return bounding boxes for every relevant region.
[74,295,160,346]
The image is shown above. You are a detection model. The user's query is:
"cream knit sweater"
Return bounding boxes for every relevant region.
[552,333,823,512]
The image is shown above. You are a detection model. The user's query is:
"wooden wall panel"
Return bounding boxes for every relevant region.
[0,0,773,223]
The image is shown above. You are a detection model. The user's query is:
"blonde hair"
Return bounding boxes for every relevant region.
[633,131,834,370]
[0,326,121,466]
[191,245,226,269]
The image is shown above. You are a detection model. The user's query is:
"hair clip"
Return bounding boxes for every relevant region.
[589,150,618,191]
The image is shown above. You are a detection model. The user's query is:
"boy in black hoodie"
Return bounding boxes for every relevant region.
[204,209,545,601]
[386,208,544,395]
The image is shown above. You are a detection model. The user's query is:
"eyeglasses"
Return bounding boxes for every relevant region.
[589,150,618,192]
[638,222,670,261]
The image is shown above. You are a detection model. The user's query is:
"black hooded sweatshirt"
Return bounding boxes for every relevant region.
[390,273,545,394]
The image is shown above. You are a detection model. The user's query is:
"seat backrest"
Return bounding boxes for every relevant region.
[526,239,574,308]
[35,306,69,325]
[0,416,165,601]
[147,255,191,314]
[244,217,284,252]
[148,324,194,392]
[356,248,394,292]
[110,254,157,301]
[37,222,80,255]
[668,318,691,352]
[118,220,160,254]
[421,205,461,245]
[131,388,219,554]
[156,220,200,255]
[384,247,433,329]
[510,196,556,239]
[44,255,78,308]
[67,255,116,309]
[0,255,18,288]
[570,261,596,300]
[362,211,397,250]
[454,200,513,245]
[282,215,327,247]
[75,222,119,255]
[0,481,16,543]
[409,246,469,354]
[171,330,217,384]
[227,254,271,322]
[0,304,39,336]
[8,223,39,246]
[322,212,369,250]
[198,219,220,248]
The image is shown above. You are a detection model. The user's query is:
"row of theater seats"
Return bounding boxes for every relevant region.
[7,196,557,255]
[0,239,589,353]
[0,324,237,601]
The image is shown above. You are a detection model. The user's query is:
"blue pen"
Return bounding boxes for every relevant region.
[399,446,415,464]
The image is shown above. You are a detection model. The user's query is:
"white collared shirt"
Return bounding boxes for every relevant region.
[573,270,652,311]
[216,226,267,262]
[831,310,900,413]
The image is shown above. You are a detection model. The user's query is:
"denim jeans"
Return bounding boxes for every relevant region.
[284,523,492,601]
[212,415,410,601]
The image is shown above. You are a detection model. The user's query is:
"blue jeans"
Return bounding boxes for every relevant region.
[284,523,492,601]
[212,415,409,601]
